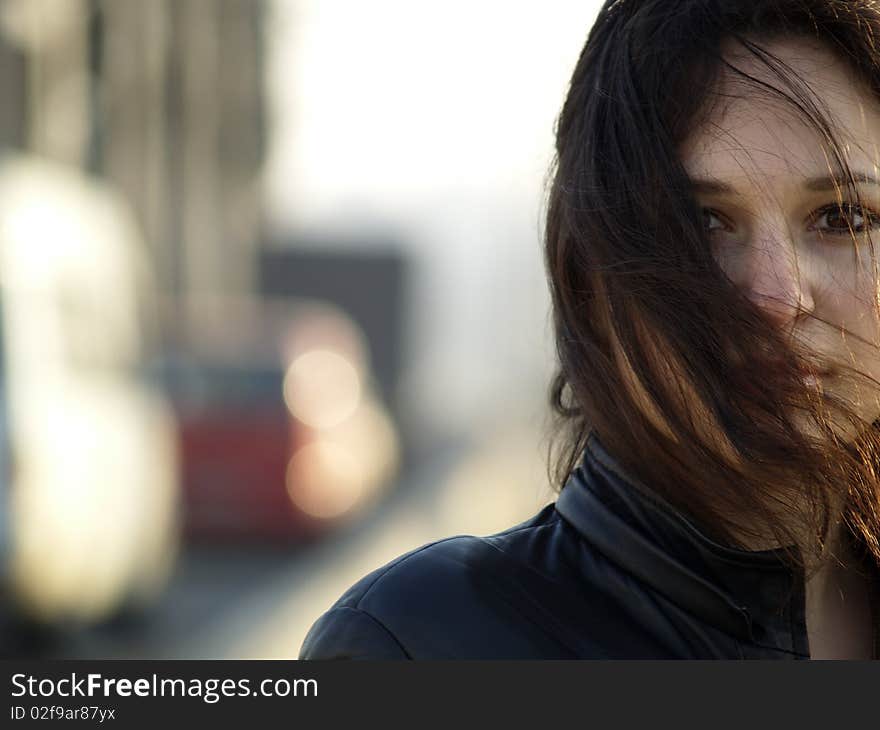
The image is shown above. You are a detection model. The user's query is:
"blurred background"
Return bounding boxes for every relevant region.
[0,0,602,659]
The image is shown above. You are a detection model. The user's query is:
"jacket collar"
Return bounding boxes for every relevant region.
[555,432,809,655]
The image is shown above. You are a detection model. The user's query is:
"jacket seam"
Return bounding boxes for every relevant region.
[349,526,561,659]
[480,519,569,581]
[484,513,563,539]
[355,535,481,606]
[355,518,563,606]
[344,606,413,659]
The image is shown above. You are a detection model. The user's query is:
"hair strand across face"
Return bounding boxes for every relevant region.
[546,0,880,572]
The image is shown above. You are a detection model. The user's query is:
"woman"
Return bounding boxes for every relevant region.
[300,0,880,659]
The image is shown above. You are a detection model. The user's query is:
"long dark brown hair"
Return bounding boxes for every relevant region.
[546,0,880,571]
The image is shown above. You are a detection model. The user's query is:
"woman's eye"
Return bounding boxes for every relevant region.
[702,209,728,233]
[811,203,879,234]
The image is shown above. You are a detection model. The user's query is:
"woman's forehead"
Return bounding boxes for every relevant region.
[680,36,880,189]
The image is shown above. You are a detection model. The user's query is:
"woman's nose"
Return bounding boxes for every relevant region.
[742,232,814,328]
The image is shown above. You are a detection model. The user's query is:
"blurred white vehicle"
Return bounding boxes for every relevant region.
[0,155,180,626]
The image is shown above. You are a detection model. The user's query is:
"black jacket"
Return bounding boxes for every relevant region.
[299,434,880,659]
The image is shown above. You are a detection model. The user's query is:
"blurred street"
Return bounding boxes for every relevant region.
[13,422,553,659]
[0,0,598,660]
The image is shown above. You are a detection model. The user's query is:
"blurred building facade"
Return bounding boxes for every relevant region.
[0,0,267,341]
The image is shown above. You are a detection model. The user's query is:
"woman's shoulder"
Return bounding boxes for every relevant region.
[298,503,581,659]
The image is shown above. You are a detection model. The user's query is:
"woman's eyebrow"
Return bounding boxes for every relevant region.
[687,172,880,194]
[803,172,880,190]
[688,178,735,194]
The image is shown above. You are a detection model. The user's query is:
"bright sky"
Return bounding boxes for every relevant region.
[265,0,604,435]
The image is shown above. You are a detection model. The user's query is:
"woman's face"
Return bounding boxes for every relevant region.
[680,36,880,437]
